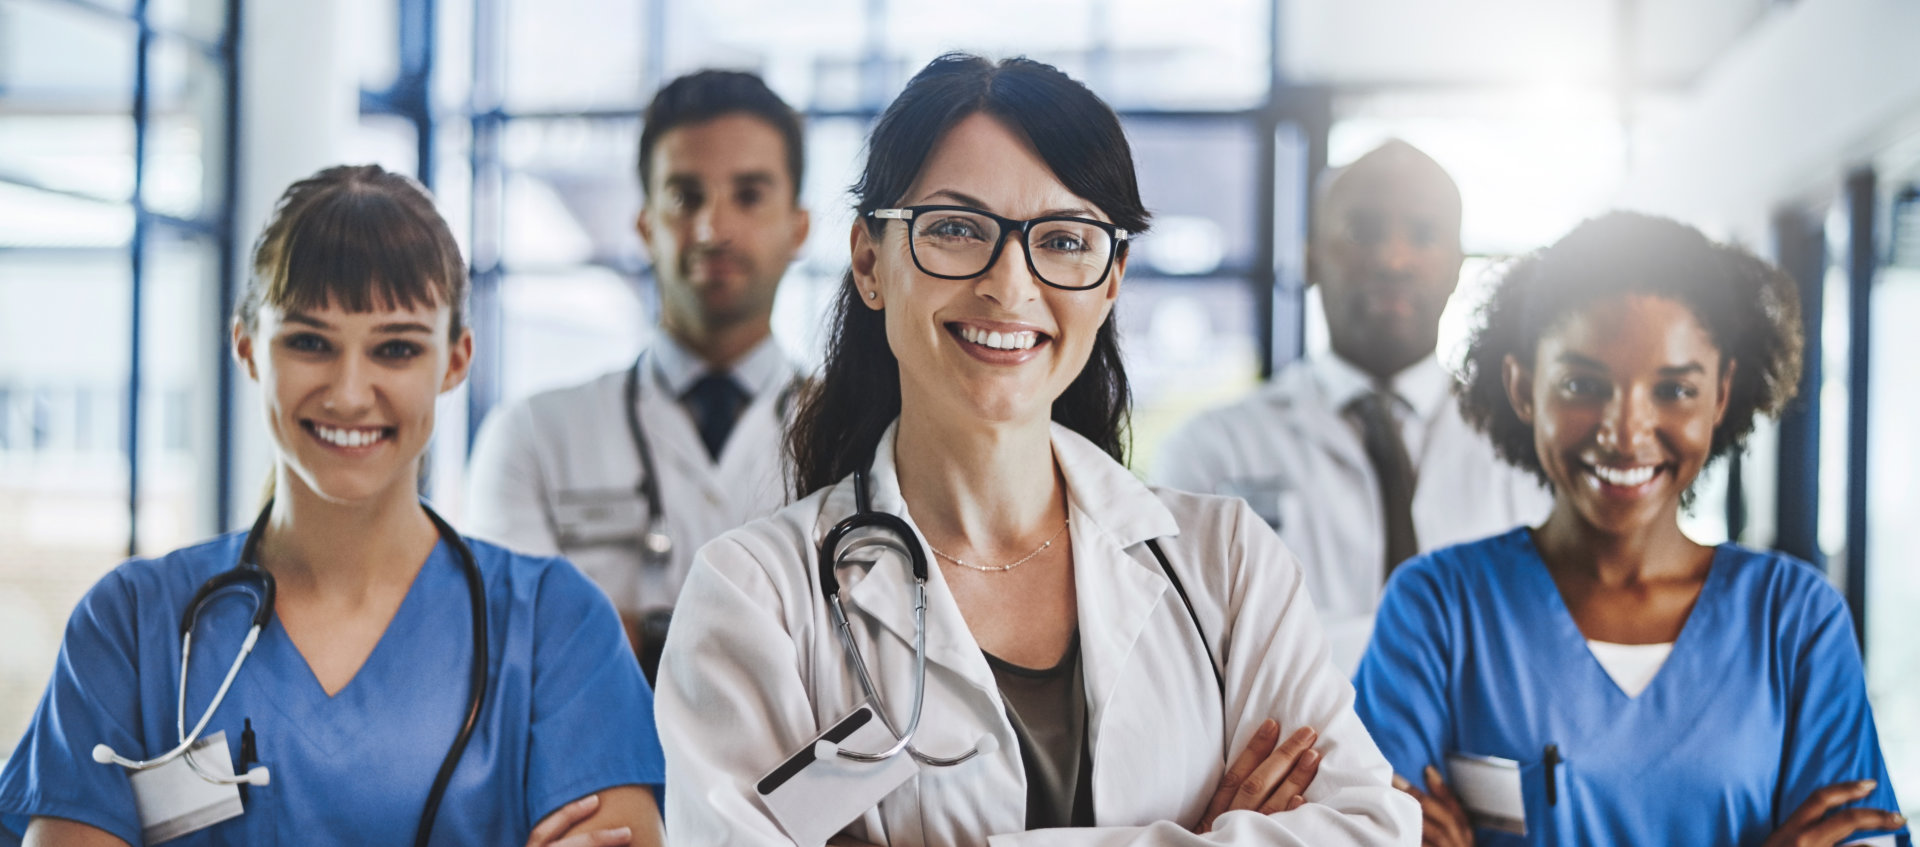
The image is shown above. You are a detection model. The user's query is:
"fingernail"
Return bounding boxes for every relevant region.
[1303,749,1321,764]
[579,793,601,808]
[1858,779,1879,790]
[1892,813,1906,826]
[1259,719,1279,737]
[1425,765,1440,780]
[1392,775,1411,790]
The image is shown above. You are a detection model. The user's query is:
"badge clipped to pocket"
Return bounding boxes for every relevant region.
[128,730,246,844]
[552,489,648,548]
[1444,752,1528,835]
[758,702,918,847]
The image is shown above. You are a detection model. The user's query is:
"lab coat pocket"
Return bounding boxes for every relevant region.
[550,489,650,547]
[1510,747,1568,845]
[1218,476,1298,532]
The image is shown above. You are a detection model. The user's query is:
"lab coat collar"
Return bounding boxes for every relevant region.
[823,420,1182,703]
[648,333,793,399]
[1310,351,1450,423]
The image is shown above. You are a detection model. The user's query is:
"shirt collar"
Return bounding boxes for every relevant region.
[1310,351,1450,423]
[648,333,792,398]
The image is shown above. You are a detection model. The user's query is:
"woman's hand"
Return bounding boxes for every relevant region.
[1762,780,1907,847]
[1195,719,1323,833]
[526,794,633,847]
[1393,765,1473,847]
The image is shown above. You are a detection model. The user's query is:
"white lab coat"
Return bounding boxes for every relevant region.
[658,421,1420,846]
[1154,355,1552,674]
[464,344,796,616]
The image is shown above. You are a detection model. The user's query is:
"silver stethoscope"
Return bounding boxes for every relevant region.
[620,351,804,568]
[92,500,489,847]
[812,469,985,767]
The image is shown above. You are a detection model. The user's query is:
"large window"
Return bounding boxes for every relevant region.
[0,0,237,756]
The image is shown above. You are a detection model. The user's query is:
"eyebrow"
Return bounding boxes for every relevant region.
[914,189,1097,220]
[1555,351,1708,377]
[283,312,433,335]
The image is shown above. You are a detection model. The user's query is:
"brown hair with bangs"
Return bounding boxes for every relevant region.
[238,164,467,337]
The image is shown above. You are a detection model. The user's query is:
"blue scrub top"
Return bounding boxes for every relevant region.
[0,531,664,845]
[1354,529,1909,847]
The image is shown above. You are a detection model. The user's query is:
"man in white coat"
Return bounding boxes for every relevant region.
[466,70,810,680]
[1155,140,1550,673]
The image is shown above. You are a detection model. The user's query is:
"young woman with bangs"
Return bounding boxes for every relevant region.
[0,165,664,847]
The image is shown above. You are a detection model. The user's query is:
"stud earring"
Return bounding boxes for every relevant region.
[865,290,877,300]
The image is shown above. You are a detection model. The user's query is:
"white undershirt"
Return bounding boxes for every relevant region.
[1584,639,1674,698]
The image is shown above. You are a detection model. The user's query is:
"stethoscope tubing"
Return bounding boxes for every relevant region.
[815,470,982,768]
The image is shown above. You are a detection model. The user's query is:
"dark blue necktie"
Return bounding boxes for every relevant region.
[682,373,748,461]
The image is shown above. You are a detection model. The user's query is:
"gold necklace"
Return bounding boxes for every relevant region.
[924,517,1071,573]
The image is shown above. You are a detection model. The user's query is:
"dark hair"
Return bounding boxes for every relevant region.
[1458,211,1803,487]
[238,164,467,338]
[786,53,1151,499]
[638,69,805,200]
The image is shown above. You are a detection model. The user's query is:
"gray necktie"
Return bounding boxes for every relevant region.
[1346,389,1419,577]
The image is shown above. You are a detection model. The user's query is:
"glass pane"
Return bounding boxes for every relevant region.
[796,117,870,278]
[150,0,229,43]
[0,114,136,203]
[146,37,228,220]
[661,0,866,111]
[0,250,132,758]
[0,183,135,249]
[880,0,1095,100]
[136,230,217,555]
[497,268,648,405]
[0,0,137,110]
[349,0,400,92]
[1120,276,1262,473]
[500,117,644,270]
[1868,266,1920,815]
[1124,119,1259,276]
[1104,0,1269,109]
[349,113,422,178]
[503,0,647,112]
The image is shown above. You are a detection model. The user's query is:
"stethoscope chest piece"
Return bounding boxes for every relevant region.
[642,526,673,561]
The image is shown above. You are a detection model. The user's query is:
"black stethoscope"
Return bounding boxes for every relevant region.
[92,500,489,847]
[811,469,985,767]
[620,351,804,569]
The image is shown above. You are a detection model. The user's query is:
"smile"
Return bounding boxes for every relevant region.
[304,421,394,450]
[957,325,1041,351]
[1590,464,1657,487]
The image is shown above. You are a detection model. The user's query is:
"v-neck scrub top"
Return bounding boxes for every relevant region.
[1352,529,1908,846]
[0,531,665,846]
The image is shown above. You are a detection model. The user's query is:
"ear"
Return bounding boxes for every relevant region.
[1103,249,1127,304]
[1502,354,1536,426]
[788,205,812,256]
[1713,358,1737,426]
[232,320,260,382]
[441,328,475,393]
[850,221,882,310]
[635,206,656,258]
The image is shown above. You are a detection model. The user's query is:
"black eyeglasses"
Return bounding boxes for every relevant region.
[867,204,1130,291]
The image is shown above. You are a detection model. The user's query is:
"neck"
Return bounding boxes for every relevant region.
[1332,341,1429,384]
[662,311,770,371]
[257,468,438,598]
[1531,503,1705,586]
[893,404,1065,556]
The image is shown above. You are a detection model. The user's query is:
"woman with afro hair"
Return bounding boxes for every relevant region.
[1351,211,1908,847]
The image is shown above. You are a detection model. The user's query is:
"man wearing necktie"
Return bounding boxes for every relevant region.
[467,71,810,681]
[1155,140,1551,673]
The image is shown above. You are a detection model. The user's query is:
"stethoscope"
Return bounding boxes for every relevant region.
[620,351,804,568]
[92,500,489,847]
[812,469,985,767]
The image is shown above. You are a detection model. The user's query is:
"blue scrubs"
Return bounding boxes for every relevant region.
[0,532,664,845]
[1354,528,1909,847]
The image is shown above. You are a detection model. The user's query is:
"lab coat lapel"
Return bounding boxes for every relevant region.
[1049,425,1183,729]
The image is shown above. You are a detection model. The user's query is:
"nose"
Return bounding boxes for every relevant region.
[974,231,1043,309]
[1374,229,1419,276]
[690,198,741,246]
[1595,386,1656,456]
[324,354,377,416]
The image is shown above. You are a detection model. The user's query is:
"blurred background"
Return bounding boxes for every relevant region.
[1,0,1916,806]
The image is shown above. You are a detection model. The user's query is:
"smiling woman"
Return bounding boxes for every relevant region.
[1352,212,1910,847]
[656,54,1418,846]
[0,165,666,847]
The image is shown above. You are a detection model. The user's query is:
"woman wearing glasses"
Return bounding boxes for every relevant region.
[655,54,1416,845]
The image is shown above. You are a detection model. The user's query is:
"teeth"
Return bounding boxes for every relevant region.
[959,326,1039,351]
[315,424,387,448]
[1592,465,1656,487]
